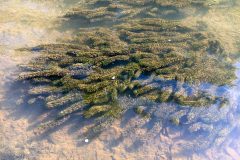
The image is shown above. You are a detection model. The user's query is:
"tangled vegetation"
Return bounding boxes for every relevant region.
[18,0,238,144]
[64,0,235,27]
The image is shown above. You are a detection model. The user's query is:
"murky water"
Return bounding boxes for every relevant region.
[1,0,240,160]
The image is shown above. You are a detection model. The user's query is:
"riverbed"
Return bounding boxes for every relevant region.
[1,0,240,160]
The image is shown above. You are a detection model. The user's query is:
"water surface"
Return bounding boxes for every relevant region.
[0,0,240,160]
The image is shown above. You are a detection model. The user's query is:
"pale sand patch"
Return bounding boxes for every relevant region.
[202,8,240,53]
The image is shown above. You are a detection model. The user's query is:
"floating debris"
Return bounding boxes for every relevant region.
[84,138,89,143]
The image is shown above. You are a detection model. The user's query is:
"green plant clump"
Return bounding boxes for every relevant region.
[64,0,229,27]
[18,0,237,138]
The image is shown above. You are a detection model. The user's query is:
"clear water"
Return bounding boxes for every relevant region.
[0,0,240,160]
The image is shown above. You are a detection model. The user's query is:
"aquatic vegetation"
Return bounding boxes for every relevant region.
[64,0,201,28]
[63,0,237,29]
[114,92,240,154]
[18,18,235,134]
[17,0,239,152]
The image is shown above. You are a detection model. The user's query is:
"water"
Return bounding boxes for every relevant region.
[0,0,240,159]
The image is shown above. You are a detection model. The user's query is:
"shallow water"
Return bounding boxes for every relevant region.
[1,0,240,160]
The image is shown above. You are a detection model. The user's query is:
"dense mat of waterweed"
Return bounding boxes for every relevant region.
[18,0,238,143]
[63,0,236,25]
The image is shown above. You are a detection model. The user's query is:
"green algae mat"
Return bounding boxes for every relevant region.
[17,0,239,147]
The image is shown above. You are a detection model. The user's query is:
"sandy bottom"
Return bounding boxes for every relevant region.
[1,1,240,160]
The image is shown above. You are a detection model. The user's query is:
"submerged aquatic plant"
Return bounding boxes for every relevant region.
[18,0,238,147]
[63,0,236,28]
[18,19,235,134]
